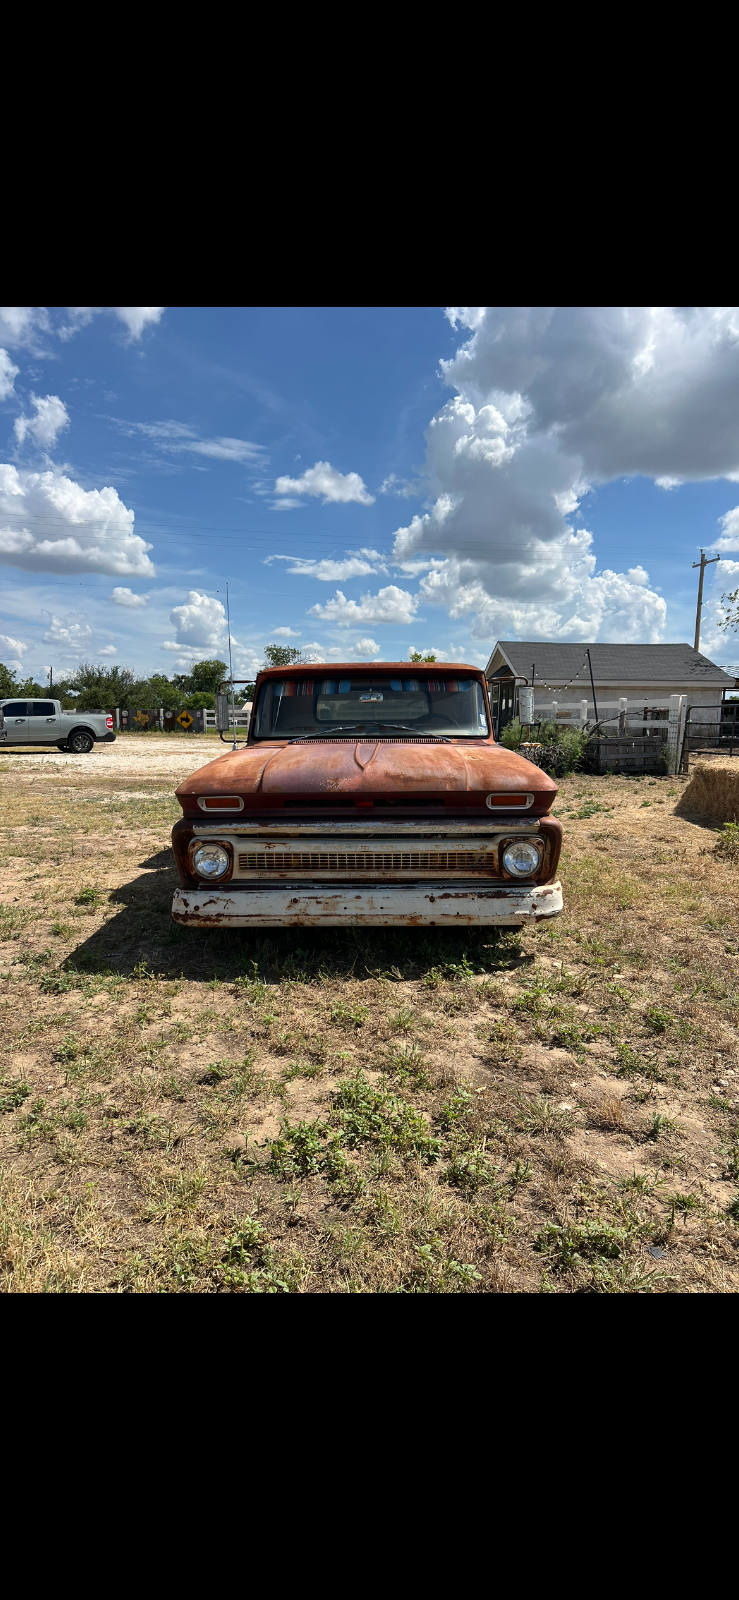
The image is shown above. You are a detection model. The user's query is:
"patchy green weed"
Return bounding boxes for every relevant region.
[514,1094,575,1139]
[0,1081,31,1114]
[444,1146,500,1196]
[332,1071,440,1162]
[535,1219,630,1270]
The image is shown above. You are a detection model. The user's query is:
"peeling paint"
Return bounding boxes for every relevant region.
[171,881,563,928]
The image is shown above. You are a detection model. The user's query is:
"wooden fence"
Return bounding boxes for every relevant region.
[111,707,251,734]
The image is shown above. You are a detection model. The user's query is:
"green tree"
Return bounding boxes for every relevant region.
[190,659,228,694]
[0,663,19,697]
[171,659,227,706]
[263,645,303,668]
[0,664,44,698]
[719,589,739,633]
[138,673,181,711]
[191,658,228,694]
[410,651,437,663]
[54,662,145,710]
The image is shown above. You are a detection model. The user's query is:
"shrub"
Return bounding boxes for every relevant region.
[498,717,588,776]
[714,821,739,860]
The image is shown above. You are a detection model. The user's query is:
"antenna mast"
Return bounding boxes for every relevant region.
[226,583,236,750]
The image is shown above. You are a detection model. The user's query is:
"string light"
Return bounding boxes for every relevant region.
[531,655,590,694]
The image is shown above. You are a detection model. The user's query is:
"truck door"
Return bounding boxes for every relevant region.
[1,701,28,740]
[29,700,60,742]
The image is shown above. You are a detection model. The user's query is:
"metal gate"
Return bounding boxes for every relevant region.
[682,705,739,766]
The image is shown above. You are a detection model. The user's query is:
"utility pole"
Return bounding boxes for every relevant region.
[693,549,720,653]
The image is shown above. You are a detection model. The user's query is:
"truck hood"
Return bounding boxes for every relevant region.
[176,740,557,809]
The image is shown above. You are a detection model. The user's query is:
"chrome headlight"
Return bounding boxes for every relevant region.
[192,842,230,879]
[502,840,541,878]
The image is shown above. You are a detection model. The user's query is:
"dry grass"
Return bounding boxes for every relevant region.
[678,762,739,823]
[1,745,739,1294]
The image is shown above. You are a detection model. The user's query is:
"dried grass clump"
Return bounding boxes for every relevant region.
[592,1096,627,1131]
[677,763,739,823]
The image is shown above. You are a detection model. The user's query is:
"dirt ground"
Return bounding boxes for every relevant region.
[1,732,738,1294]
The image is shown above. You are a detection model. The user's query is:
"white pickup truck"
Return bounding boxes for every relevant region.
[0,698,115,754]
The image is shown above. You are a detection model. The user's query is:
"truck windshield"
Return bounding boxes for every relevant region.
[253,676,490,739]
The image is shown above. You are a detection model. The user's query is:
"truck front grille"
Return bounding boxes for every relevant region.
[237,849,499,874]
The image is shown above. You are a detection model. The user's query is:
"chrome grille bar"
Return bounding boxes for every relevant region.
[238,849,499,873]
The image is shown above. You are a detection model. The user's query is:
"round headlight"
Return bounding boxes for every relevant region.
[192,843,230,879]
[502,840,541,878]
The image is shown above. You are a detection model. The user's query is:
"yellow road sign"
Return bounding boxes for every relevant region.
[176,711,193,730]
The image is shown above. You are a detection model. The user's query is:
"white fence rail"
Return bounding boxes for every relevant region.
[204,708,251,730]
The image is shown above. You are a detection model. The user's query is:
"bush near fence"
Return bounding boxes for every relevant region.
[499,718,588,776]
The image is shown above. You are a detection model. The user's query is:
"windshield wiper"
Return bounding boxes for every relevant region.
[290,724,365,738]
[378,723,451,741]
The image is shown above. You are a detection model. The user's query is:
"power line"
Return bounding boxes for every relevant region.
[0,508,590,554]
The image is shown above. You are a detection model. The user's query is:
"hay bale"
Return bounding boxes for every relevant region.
[677,762,739,822]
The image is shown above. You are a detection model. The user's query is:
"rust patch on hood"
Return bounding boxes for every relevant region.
[176,739,556,806]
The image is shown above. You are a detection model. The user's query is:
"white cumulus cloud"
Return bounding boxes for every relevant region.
[0,632,28,660]
[386,306,739,642]
[271,626,301,637]
[379,474,420,498]
[308,585,419,628]
[42,613,94,652]
[713,506,739,552]
[111,307,165,339]
[163,591,227,653]
[268,548,388,581]
[0,464,154,577]
[0,307,51,349]
[274,460,375,505]
[97,645,117,656]
[0,306,164,348]
[230,645,265,678]
[60,307,165,342]
[0,349,19,400]
[14,394,70,452]
[325,638,381,659]
[109,587,148,608]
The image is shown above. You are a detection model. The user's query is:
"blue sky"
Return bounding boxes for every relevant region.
[3,304,739,685]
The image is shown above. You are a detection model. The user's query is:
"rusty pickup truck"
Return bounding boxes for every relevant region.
[170,663,562,929]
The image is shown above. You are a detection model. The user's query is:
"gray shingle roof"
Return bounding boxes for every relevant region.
[488,642,735,686]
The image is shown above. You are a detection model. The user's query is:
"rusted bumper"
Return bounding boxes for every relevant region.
[171,880,563,928]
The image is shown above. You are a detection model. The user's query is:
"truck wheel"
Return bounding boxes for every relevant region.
[68,730,94,754]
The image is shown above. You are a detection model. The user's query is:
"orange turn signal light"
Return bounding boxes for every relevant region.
[197,795,244,811]
[486,793,534,810]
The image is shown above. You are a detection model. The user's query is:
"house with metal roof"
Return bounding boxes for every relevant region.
[485,641,737,741]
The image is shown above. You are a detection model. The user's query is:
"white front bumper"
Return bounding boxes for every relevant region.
[171,880,563,928]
